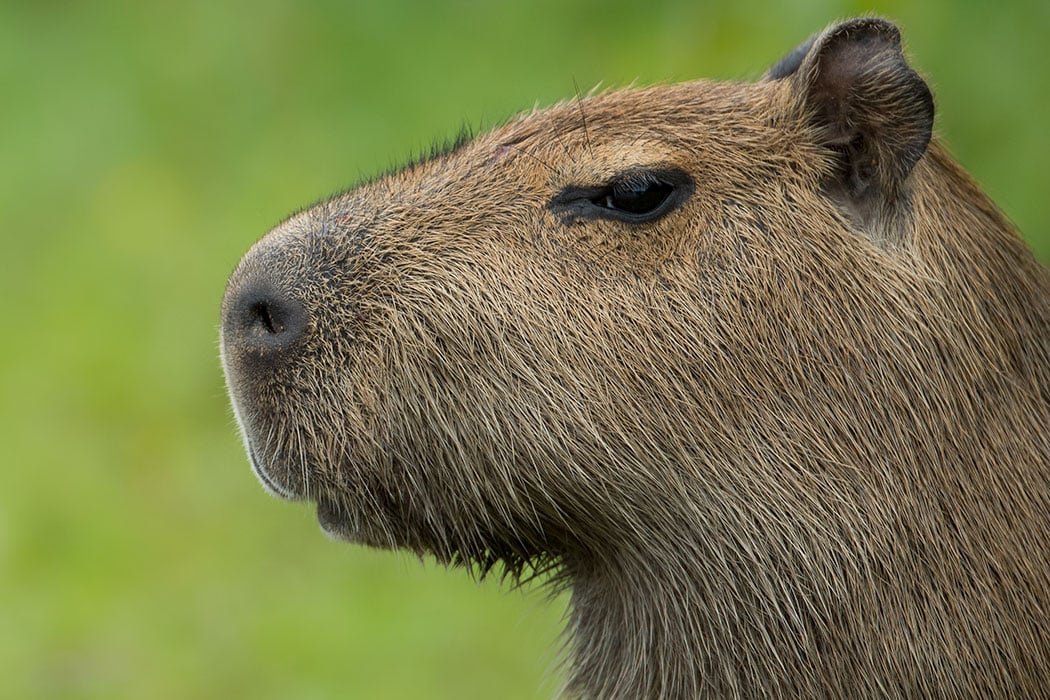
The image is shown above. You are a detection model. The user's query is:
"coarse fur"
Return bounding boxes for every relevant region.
[221,18,1050,699]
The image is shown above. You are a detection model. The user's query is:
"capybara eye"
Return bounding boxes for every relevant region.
[598,177,675,216]
[548,167,693,225]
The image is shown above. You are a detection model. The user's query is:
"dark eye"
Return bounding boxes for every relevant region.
[596,177,675,215]
[548,167,693,225]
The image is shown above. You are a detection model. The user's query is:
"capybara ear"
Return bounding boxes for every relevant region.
[769,18,934,216]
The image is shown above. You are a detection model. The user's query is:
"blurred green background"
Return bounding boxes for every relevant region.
[1,0,1046,698]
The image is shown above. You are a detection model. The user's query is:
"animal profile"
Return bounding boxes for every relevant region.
[222,17,1050,699]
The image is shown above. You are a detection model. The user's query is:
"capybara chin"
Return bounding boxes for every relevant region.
[220,17,1050,699]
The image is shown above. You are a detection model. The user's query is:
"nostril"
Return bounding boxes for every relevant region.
[224,282,309,359]
[250,300,282,336]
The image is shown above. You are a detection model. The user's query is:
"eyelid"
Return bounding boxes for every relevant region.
[613,170,664,191]
[547,167,694,225]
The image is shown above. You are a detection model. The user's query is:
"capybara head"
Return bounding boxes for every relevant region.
[221,18,1049,699]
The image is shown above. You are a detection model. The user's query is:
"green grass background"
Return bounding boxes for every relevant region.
[1,1,1047,698]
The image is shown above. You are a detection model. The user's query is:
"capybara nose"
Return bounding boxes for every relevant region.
[223,278,308,363]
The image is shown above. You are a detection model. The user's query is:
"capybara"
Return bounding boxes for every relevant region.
[221,17,1050,699]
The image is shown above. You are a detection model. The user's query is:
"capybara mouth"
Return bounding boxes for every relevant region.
[247,443,301,501]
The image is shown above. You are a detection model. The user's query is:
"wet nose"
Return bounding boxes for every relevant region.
[222,276,308,363]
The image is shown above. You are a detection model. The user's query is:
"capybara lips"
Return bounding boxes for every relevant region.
[247,443,300,500]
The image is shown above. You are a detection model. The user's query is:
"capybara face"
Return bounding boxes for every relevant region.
[223,79,846,558]
[222,18,1050,696]
[220,22,950,565]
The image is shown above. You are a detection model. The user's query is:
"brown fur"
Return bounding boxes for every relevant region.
[222,18,1050,699]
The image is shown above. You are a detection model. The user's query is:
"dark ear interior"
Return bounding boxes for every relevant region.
[769,19,934,222]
